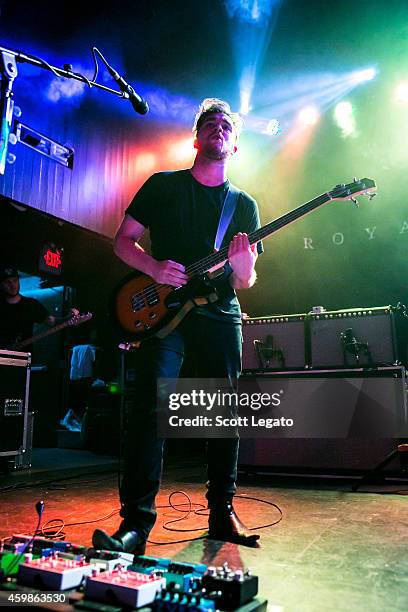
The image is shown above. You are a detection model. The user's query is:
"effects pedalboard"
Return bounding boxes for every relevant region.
[0,534,267,611]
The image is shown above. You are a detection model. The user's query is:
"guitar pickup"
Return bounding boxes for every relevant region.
[144,287,160,306]
[131,295,145,312]
[207,267,225,279]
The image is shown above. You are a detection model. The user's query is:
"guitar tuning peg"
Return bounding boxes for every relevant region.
[368,192,377,200]
[353,177,358,182]
[351,197,359,206]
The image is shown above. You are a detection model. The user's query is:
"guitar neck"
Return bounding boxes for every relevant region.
[186,190,332,276]
[15,319,70,350]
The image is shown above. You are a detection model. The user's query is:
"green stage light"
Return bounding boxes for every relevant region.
[395,82,408,103]
[334,101,355,137]
[107,382,120,394]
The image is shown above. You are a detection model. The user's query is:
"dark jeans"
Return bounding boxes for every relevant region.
[119,312,242,539]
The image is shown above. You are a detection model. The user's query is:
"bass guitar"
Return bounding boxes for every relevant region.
[114,178,376,348]
[13,312,93,351]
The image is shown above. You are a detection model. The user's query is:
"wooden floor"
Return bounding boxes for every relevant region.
[1,448,408,612]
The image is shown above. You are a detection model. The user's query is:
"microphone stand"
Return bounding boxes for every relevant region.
[0,45,130,97]
[0,44,144,174]
[254,336,285,370]
[340,328,373,367]
[0,50,17,174]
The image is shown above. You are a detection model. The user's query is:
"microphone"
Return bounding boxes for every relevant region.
[35,500,45,517]
[107,66,149,115]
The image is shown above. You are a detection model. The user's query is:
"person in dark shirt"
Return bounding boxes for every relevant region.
[0,265,55,349]
[93,98,263,554]
[0,264,79,350]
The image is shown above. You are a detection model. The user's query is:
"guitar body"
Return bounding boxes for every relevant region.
[114,271,218,343]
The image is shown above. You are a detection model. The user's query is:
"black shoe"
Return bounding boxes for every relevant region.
[92,527,146,555]
[208,503,260,547]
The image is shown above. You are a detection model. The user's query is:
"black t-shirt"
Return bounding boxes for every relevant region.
[125,169,263,322]
[0,296,49,348]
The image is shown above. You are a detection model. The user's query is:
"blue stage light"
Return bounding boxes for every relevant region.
[352,67,376,83]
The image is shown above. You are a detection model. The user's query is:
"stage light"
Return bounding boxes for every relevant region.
[224,0,282,24]
[334,101,355,137]
[230,141,252,176]
[298,106,320,126]
[240,90,252,115]
[167,137,194,164]
[264,118,280,136]
[226,0,282,138]
[134,152,156,174]
[395,82,408,103]
[334,100,352,118]
[352,68,376,83]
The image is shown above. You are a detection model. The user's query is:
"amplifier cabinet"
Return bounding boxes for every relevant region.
[239,366,406,472]
[242,314,306,371]
[309,306,398,369]
[239,438,398,472]
[0,350,31,457]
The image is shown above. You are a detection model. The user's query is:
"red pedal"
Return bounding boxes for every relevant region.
[85,569,165,607]
[18,555,95,590]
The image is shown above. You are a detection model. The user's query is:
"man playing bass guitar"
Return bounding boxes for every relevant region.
[0,264,79,350]
[93,98,263,553]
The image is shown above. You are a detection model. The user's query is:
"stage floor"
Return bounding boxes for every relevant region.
[1,448,407,611]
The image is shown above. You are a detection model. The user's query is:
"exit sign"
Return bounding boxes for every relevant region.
[38,244,63,275]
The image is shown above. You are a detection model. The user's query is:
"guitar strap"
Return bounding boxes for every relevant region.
[214,184,240,251]
[184,184,240,314]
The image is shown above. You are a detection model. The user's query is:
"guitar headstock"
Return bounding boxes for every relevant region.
[329,178,377,204]
[68,312,93,326]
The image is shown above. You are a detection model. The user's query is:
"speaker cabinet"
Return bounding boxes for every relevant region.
[239,366,406,472]
[242,314,306,371]
[309,306,397,369]
[239,438,397,472]
[0,350,31,457]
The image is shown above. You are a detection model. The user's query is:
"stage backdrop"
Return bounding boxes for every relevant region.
[1,0,408,318]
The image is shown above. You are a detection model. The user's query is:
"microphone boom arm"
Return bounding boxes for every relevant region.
[0,45,131,98]
[0,44,149,174]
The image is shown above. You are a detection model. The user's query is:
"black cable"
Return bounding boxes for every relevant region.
[34,507,121,540]
[159,491,207,532]
[235,493,283,529]
[14,490,282,548]
[5,501,44,575]
[26,52,62,78]
[91,47,123,95]
[92,47,110,68]
[18,46,108,87]
[0,468,118,494]
[72,70,92,89]
[90,48,99,83]
[147,491,283,546]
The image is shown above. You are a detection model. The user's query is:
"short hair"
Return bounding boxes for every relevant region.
[192,98,243,137]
